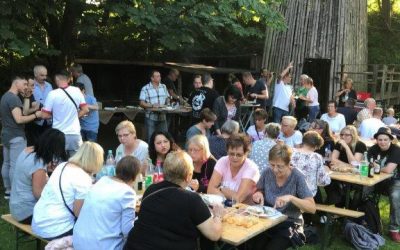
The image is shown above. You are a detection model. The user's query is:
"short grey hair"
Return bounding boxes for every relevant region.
[33,65,47,77]
[71,64,83,73]
[221,120,239,135]
[265,123,281,139]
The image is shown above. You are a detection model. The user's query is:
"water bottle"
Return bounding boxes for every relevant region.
[324,145,332,166]
[106,150,115,166]
[115,151,123,164]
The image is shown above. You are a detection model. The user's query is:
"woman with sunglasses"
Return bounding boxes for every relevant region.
[207,133,260,203]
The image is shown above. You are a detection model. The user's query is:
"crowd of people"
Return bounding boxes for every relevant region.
[1,61,400,250]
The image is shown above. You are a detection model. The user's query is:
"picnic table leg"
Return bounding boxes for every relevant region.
[345,184,351,208]
[36,238,41,250]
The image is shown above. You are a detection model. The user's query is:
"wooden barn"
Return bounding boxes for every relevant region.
[262,0,368,109]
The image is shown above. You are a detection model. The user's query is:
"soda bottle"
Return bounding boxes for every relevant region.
[106,150,115,166]
[360,152,369,177]
[368,157,374,178]
[145,159,154,188]
[324,145,332,166]
[153,160,164,183]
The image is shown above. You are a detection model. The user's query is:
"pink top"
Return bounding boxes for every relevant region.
[214,156,260,192]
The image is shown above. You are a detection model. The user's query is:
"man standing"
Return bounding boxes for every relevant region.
[71,64,94,97]
[77,83,99,142]
[243,72,268,110]
[188,73,219,124]
[139,70,170,142]
[1,75,42,199]
[163,69,181,102]
[41,71,89,156]
[272,62,296,123]
[32,65,53,138]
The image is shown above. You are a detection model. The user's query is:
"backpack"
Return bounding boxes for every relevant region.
[352,199,383,235]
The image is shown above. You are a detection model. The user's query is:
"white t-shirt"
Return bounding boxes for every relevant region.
[73,177,136,250]
[43,86,86,135]
[273,80,293,111]
[32,163,92,239]
[116,140,149,163]
[320,113,346,134]
[278,131,303,148]
[246,125,265,142]
[359,118,386,139]
[307,86,319,106]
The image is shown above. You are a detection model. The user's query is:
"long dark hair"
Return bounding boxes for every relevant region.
[34,128,68,165]
[148,131,178,165]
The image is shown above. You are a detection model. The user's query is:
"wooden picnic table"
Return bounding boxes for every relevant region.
[220,205,287,246]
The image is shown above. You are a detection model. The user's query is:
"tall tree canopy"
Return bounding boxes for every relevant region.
[0,0,285,71]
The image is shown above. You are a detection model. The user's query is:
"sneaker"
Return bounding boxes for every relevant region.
[4,191,10,200]
[389,231,400,243]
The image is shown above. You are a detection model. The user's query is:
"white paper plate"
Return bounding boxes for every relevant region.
[201,194,224,206]
[246,205,280,218]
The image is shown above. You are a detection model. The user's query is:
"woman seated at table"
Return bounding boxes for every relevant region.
[213,85,242,135]
[148,131,178,168]
[185,108,216,143]
[309,119,336,160]
[187,135,216,193]
[208,120,240,160]
[325,125,366,205]
[251,144,316,250]
[249,122,280,173]
[124,151,224,250]
[32,142,104,240]
[73,156,141,250]
[207,133,260,203]
[10,128,68,224]
[291,131,331,198]
[115,120,148,171]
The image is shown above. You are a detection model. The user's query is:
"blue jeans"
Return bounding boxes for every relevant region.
[145,118,168,143]
[81,130,98,142]
[389,180,400,231]
[272,107,289,123]
[2,137,27,190]
[308,105,320,123]
[65,134,83,158]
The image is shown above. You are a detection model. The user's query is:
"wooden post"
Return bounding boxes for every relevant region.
[387,67,394,106]
[371,65,378,98]
[381,65,387,102]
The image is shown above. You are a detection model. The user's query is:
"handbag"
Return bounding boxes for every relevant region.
[59,163,77,221]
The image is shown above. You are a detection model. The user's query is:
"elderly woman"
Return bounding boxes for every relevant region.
[320,101,346,134]
[187,135,216,193]
[335,78,357,107]
[291,131,331,197]
[115,120,148,167]
[367,127,400,242]
[252,144,316,250]
[208,120,240,160]
[249,122,280,172]
[124,151,224,249]
[10,129,67,224]
[208,133,260,203]
[277,116,303,148]
[213,85,242,135]
[32,142,104,240]
[73,156,141,250]
[326,125,366,205]
[309,119,336,162]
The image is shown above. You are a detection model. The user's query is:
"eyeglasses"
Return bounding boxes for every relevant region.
[118,133,132,138]
[228,152,245,158]
[270,164,287,171]
[340,133,352,137]
[188,148,202,153]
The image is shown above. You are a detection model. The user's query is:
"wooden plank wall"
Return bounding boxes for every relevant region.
[262,0,368,99]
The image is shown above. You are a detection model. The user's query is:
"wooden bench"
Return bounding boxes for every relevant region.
[315,204,364,250]
[1,214,48,250]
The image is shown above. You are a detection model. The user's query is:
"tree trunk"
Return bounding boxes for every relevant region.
[381,0,391,30]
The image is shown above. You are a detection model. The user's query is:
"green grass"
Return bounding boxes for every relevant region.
[0,189,399,250]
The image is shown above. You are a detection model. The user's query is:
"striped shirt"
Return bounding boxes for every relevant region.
[139,82,169,121]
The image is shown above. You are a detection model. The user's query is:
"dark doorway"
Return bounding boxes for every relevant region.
[302,58,332,113]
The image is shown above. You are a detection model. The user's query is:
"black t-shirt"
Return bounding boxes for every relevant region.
[368,143,400,180]
[163,77,177,94]
[245,79,267,108]
[124,181,211,250]
[316,139,335,158]
[337,89,357,107]
[188,87,219,121]
[334,140,367,163]
[192,158,216,193]
[337,107,358,125]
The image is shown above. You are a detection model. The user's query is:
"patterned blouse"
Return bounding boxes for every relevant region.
[249,138,276,173]
[291,150,331,196]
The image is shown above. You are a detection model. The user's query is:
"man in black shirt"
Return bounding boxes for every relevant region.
[163,69,180,101]
[367,127,400,242]
[188,73,219,123]
[242,72,268,110]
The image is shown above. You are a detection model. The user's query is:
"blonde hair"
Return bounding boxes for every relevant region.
[69,142,104,174]
[187,135,212,161]
[282,116,298,128]
[387,108,395,116]
[163,151,194,184]
[341,125,359,152]
[115,120,136,137]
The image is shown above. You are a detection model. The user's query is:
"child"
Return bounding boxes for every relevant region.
[246,108,267,142]
[383,108,398,126]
